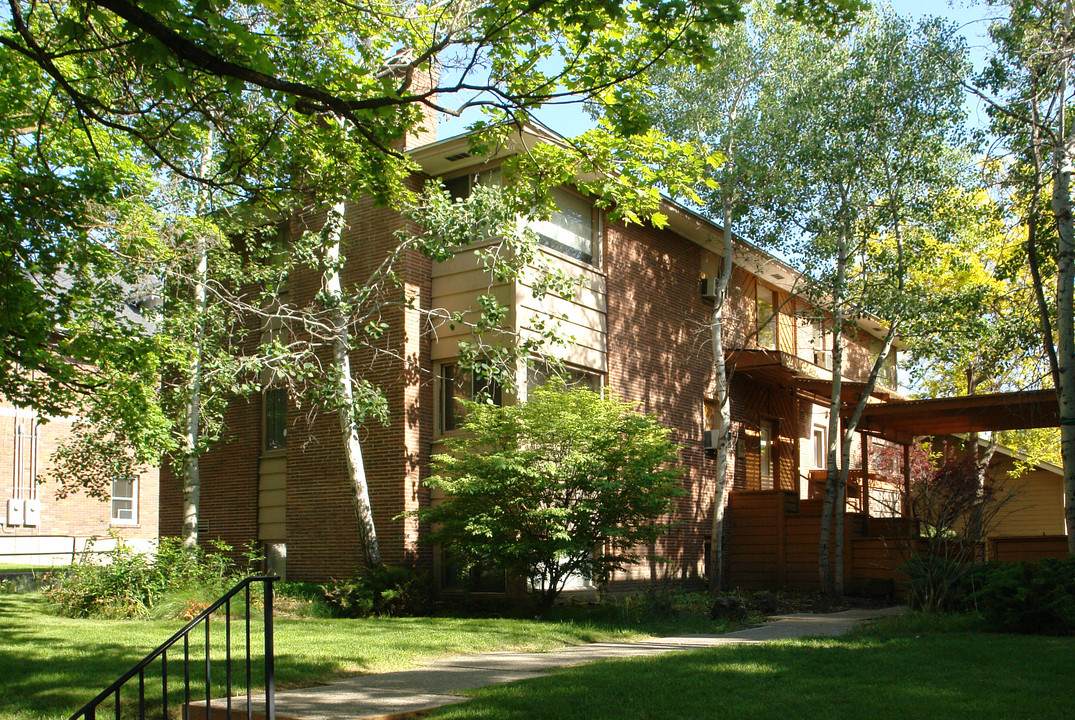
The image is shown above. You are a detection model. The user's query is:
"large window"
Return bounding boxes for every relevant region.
[870,340,898,389]
[757,286,776,350]
[526,360,601,393]
[439,363,503,433]
[264,388,287,451]
[111,478,137,524]
[533,189,595,265]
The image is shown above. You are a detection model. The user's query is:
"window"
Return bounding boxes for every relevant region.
[813,426,827,469]
[111,478,137,524]
[526,360,601,393]
[757,286,776,350]
[443,168,501,203]
[760,421,773,490]
[533,189,595,265]
[439,363,503,433]
[870,340,898,388]
[264,388,287,450]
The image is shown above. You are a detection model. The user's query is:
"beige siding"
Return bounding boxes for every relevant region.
[990,464,1066,537]
[258,453,286,542]
[430,244,517,361]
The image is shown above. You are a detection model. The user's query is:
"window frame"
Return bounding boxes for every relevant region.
[110,477,138,525]
[263,387,288,452]
[759,421,773,490]
[532,187,600,267]
[813,425,827,470]
[436,361,504,436]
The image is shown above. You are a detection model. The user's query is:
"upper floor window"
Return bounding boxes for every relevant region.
[756,286,777,350]
[526,360,601,393]
[439,363,503,434]
[533,189,595,266]
[870,340,898,389]
[111,478,137,524]
[264,388,287,451]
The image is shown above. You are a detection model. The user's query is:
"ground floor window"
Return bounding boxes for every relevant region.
[438,363,503,434]
[111,478,137,523]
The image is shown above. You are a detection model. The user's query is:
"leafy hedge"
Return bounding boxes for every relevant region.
[950,558,1075,635]
[320,566,434,618]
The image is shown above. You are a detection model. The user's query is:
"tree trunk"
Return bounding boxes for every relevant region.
[1053,120,1075,554]
[708,198,737,594]
[321,202,383,569]
[182,131,214,550]
[819,227,848,595]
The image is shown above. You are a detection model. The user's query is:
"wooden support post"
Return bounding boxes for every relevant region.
[902,443,912,525]
[861,432,870,523]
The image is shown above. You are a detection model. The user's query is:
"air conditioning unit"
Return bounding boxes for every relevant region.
[704,429,721,451]
[701,278,720,301]
[6,498,24,527]
[814,349,832,369]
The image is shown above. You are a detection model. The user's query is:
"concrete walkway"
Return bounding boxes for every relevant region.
[194,606,903,720]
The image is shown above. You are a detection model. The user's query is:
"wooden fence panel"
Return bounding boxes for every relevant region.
[989,536,1069,562]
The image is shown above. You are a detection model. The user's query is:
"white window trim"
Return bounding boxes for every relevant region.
[110,478,138,525]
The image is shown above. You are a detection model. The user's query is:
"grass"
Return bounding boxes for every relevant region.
[424,612,1075,720]
[0,592,735,720]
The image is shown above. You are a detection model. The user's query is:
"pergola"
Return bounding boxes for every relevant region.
[844,389,1060,517]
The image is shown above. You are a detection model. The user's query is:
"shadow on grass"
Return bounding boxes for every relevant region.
[425,632,1075,720]
[0,595,349,720]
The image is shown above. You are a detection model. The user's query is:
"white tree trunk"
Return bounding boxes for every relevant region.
[182,131,214,550]
[708,199,737,593]
[819,229,847,594]
[1053,121,1075,554]
[321,203,383,569]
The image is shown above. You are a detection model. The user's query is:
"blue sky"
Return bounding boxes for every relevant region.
[438,0,1004,139]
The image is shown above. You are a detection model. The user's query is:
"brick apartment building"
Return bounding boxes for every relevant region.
[1,393,159,564]
[159,123,903,589]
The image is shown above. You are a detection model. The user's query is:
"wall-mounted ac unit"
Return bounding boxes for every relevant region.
[814,349,832,370]
[701,278,720,301]
[6,498,24,527]
[23,499,40,527]
[704,429,720,451]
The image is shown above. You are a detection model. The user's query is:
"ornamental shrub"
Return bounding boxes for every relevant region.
[412,381,685,609]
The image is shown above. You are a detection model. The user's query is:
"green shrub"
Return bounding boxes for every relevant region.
[951,558,1075,635]
[45,536,255,618]
[321,566,434,617]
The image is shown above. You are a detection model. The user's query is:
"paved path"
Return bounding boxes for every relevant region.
[194,606,903,720]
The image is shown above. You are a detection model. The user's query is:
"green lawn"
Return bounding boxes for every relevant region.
[0,593,729,720]
[426,615,1075,720]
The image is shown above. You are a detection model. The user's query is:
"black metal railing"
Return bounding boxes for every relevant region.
[69,575,278,720]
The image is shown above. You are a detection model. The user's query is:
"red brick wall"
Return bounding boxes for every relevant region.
[161,182,435,582]
[604,218,716,583]
[2,409,158,545]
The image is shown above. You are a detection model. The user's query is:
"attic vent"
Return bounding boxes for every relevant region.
[445,152,471,162]
[770,273,785,280]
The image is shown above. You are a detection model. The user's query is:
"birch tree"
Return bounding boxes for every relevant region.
[974,0,1075,552]
[645,18,769,592]
[748,10,972,594]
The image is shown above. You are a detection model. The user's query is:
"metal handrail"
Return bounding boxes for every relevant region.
[69,575,278,720]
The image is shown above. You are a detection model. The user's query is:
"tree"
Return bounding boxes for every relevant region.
[741,9,973,594]
[414,382,685,608]
[1,0,867,563]
[973,0,1075,554]
[644,12,769,592]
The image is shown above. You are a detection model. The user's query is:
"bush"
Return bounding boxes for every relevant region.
[950,558,1075,635]
[321,566,434,617]
[413,382,685,609]
[45,536,254,618]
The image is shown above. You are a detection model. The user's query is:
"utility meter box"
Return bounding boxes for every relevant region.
[6,498,24,527]
[23,499,41,527]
